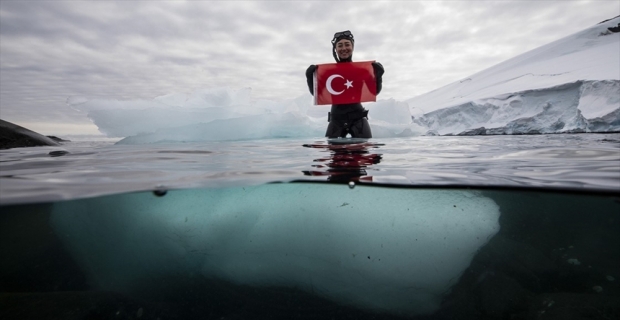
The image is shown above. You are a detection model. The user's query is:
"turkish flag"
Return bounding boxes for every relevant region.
[314,61,377,105]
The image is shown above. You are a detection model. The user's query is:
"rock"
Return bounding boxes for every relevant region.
[46,135,71,142]
[0,119,60,149]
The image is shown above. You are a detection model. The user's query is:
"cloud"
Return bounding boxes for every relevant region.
[1,0,618,135]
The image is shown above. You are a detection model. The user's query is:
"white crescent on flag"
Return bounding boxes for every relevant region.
[326,74,345,95]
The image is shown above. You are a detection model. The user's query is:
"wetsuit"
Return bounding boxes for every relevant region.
[306,62,383,138]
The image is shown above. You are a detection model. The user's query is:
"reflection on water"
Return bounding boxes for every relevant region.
[302,138,383,182]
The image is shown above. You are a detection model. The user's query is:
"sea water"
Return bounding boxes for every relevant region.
[1,134,619,319]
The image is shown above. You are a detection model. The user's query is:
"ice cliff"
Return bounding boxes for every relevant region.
[407,16,620,135]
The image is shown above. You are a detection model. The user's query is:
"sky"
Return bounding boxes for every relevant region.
[1,0,619,136]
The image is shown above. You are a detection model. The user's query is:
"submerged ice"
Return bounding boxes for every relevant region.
[68,17,619,142]
[50,183,500,315]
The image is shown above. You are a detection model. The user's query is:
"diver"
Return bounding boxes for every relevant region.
[305,30,384,139]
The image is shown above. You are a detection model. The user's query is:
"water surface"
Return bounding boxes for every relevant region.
[1,134,619,205]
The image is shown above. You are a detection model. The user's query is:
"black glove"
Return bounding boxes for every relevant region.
[306,65,317,78]
[372,62,384,78]
[372,62,384,94]
[305,65,317,95]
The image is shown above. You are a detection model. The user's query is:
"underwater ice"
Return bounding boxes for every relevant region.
[50,184,500,316]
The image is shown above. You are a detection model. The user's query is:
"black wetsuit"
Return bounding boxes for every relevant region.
[306,61,383,139]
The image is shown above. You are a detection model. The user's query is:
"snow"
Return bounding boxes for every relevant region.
[408,17,620,135]
[50,183,500,316]
[68,17,619,141]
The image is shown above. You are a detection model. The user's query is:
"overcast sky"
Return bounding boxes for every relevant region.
[1,0,618,135]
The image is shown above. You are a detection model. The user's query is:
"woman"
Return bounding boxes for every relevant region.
[306,30,384,138]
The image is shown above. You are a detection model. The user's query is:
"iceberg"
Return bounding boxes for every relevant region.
[50,184,500,316]
[69,87,424,143]
[408,17,620,135]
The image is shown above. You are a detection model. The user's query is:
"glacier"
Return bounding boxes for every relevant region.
[408,17,620,135]
[68,17,619,141]
[414,80,619,135]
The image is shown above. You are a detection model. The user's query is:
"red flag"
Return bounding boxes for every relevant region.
[314,61,376,105]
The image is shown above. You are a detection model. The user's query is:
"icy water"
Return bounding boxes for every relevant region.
[1,134,619,320]
[1,134,619,204]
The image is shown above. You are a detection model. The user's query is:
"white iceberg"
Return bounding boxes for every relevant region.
[51,184,500,316]
[407,17,620,135]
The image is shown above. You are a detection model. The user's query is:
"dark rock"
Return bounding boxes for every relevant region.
[0,119,60,149]
[48,150,70,157]
[424,130,440,136]
[46,135,70,142]
[598,15,620,25]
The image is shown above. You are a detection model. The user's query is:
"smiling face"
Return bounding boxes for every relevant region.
[335,39,354,61]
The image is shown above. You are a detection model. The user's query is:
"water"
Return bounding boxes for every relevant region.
[1,134,618,205]
[1,134,619,319]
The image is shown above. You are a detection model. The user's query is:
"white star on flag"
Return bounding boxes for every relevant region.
[345,79,353,89]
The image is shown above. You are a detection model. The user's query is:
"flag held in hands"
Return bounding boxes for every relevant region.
[314,61,377,105]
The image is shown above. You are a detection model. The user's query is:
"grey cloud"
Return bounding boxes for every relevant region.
[1,1,619,134]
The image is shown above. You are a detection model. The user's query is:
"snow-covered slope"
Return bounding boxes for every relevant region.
[407,16,620,135]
